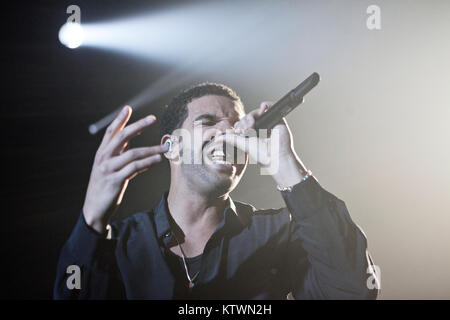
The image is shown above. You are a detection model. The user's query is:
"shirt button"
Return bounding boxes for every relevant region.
[164,232,171,238]
[270,268,278,275]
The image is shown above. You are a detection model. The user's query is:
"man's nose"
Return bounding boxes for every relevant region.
[203,122,233,146]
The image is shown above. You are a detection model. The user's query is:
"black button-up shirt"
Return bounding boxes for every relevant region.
[54,177,379,299]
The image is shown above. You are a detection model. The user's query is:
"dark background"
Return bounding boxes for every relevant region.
[3,0,198,299]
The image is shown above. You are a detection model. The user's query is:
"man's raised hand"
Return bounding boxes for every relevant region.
[82,106,169,234]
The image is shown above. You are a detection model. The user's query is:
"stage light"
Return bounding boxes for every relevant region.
[83,0,325,134]
[58,22,84,49]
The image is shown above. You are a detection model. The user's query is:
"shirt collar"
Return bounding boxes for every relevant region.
[152,192,251,243]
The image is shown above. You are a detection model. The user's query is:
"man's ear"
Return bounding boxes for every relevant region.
[161,135,176,160]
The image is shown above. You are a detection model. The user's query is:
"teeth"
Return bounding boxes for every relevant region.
[212,150,225,157]
[213,159,232,165]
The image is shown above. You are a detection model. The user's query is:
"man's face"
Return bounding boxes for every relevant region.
[174,94,247,195]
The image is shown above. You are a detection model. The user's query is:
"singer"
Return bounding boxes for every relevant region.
[54,82,379,299]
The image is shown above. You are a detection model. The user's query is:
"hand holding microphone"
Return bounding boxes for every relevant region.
[254,72,320,133]
[216,73,320,183]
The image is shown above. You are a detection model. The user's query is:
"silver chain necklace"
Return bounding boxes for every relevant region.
[173,233,200,290]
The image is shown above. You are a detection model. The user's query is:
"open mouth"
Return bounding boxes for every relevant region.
[210,149,232,165]
[203,139,238,167]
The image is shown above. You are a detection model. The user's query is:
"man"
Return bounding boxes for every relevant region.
[54,83,379,299]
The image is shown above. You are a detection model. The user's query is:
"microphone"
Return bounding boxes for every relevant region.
[254,72,320,132]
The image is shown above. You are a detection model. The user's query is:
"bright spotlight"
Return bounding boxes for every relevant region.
[58,22,84,49]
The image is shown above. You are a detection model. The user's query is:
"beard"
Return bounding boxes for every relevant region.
[179,148,243,197]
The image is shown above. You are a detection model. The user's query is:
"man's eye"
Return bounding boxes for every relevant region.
[201,121,216,126]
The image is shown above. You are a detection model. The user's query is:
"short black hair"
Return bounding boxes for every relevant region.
[160,82,243,138]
